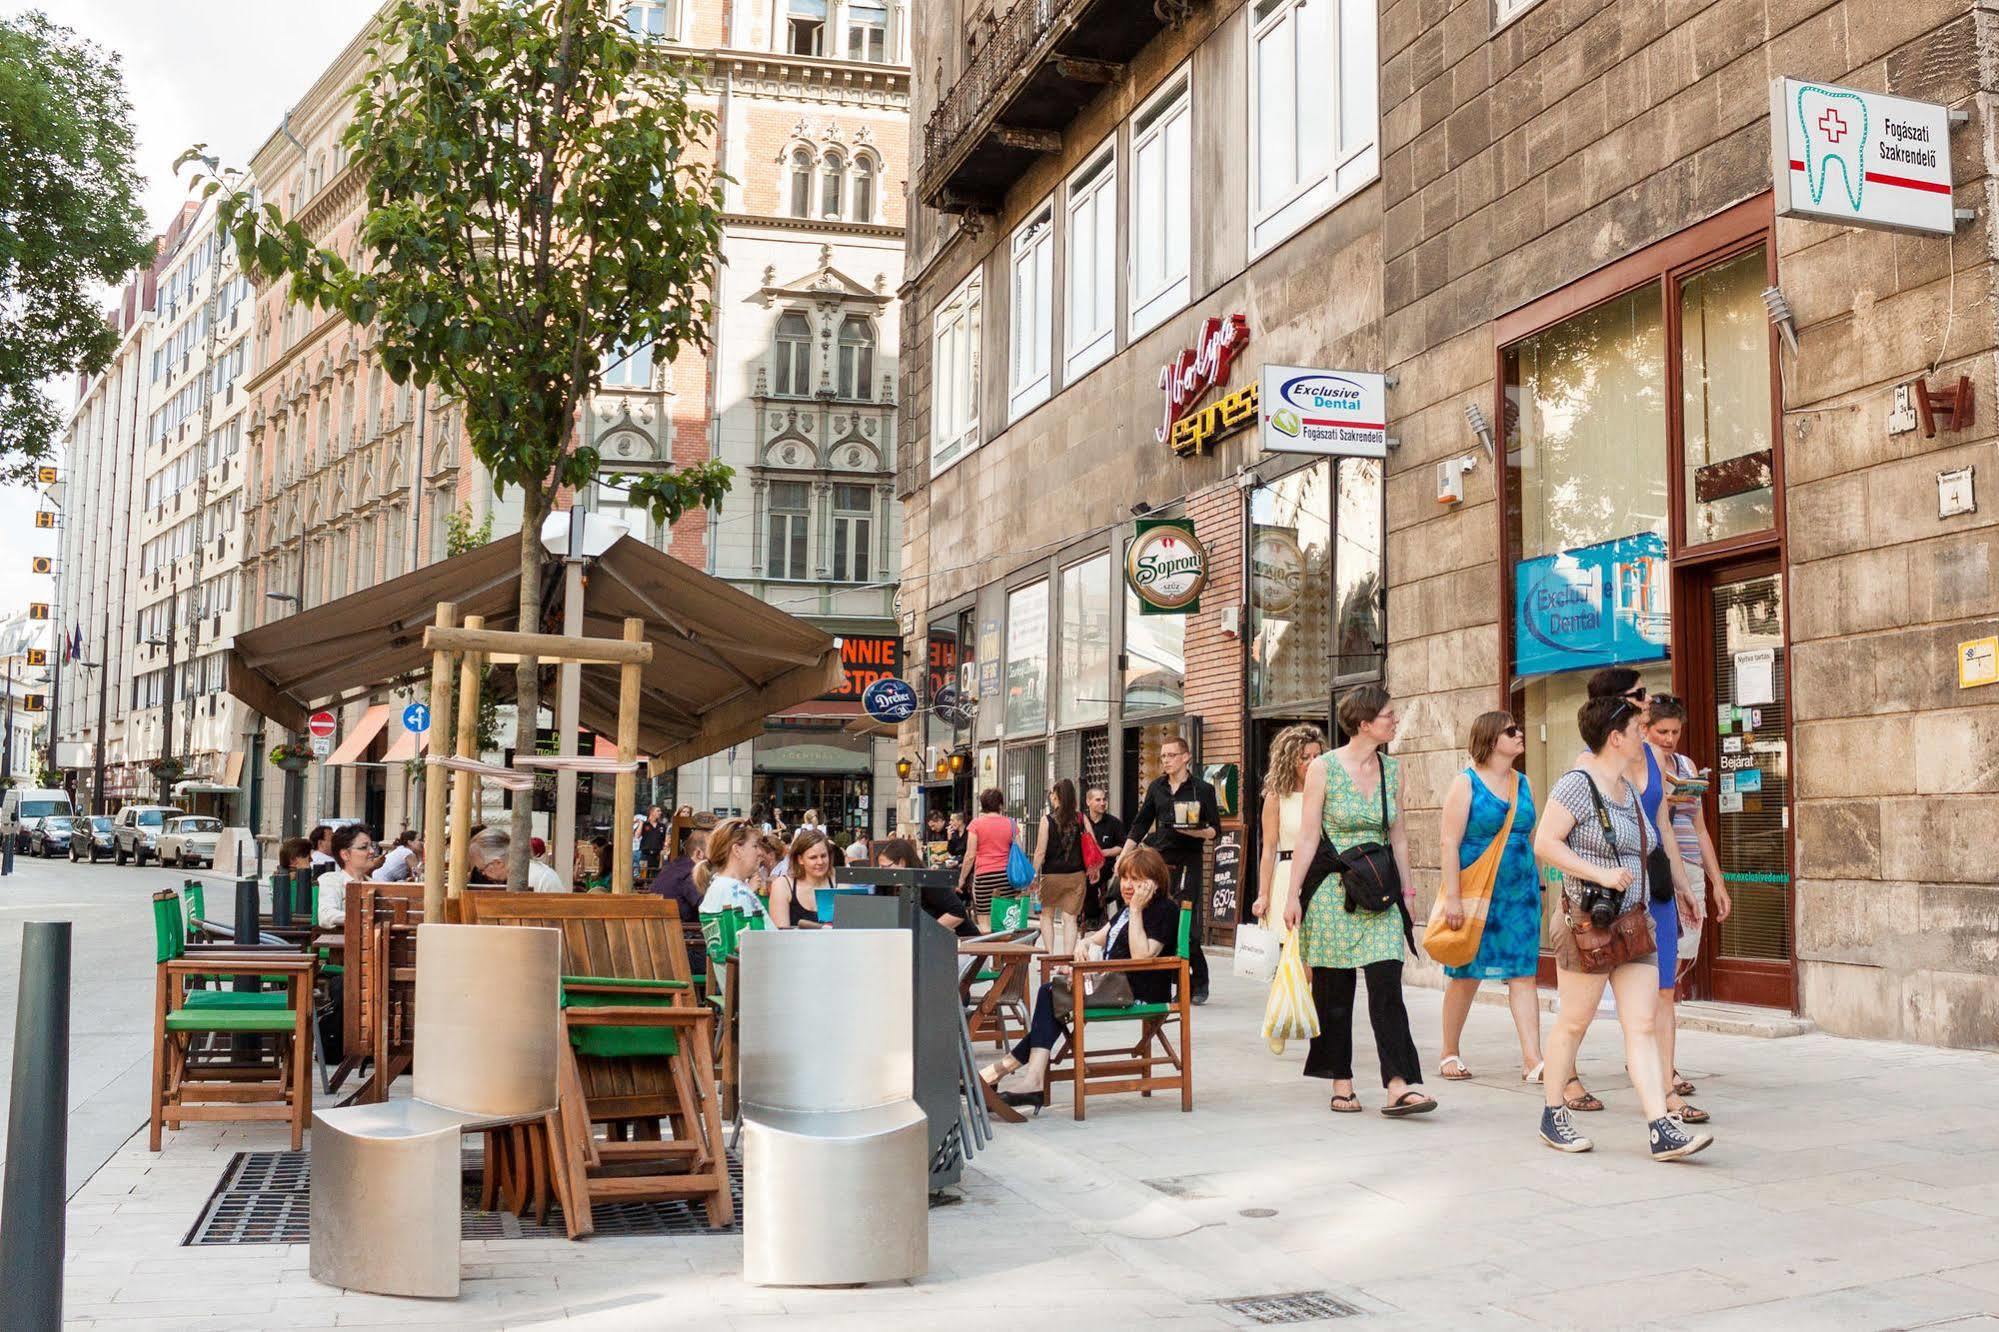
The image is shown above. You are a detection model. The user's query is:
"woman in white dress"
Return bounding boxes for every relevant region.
[1251,723,1328,928]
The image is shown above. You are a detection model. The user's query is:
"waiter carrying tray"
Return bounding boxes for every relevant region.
[1122,732,1219,1004]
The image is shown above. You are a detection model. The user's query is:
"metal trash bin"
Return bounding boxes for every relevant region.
[738,929,928,1286]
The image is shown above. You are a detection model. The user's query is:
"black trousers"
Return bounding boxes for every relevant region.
[1304,960,1422,1088]
[1167,858,1209,990]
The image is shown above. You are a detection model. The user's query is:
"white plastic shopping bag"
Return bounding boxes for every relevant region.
[1232,920,1280,983]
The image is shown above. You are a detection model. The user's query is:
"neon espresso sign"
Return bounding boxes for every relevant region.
[1157,313,1250,447]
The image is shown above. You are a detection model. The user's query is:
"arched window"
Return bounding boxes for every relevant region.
[789,148,813,217]
[837,317,874,400]
[316,401,332,466]
[821,150,844,218]
[852,155,876,221]
[774,312,812,396]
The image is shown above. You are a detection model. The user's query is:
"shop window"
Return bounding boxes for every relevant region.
[788,147,814,217]
[831,483,872,582]
[1122,578,1185,716]
[925,619,962,753]
[1065,149,1116,378]
[1334,459,1385,684]
[837,316,874,399]
[1681,247,1775,546]
[786,0,825,54]
[1002,743,1047,838]
[931,272,981,474]
[1057,553,1112,728]
[1130,75,1191,335]
[1249,0,1377,256]
[821,150,845,218]
[773,311,812,396]
[766,481,810,580]
[1249,463,1332,712]
[1005,579,1049,736]
[599,338,653,389]
[1009,207,1053,418]
[846,1,887,61]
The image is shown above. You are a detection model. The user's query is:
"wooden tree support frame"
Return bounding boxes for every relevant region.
[418,603,654,918]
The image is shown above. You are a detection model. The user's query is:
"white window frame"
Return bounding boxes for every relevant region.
[846,1,888,61]
[600,339,653,389]
[1129,71,1192,337]
[831,484,873,582]
[1064,148,1117,379]
[766,480,812,581]
[773,310,813,396]
[836,315,875,400]
[930,271,982,475]
[1248,0,1378,258]
[1008,206,1053,420]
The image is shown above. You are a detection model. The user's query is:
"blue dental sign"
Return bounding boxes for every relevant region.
[1259,365,1388,458]
[1513,532,1670,680]
[862,676,919,724]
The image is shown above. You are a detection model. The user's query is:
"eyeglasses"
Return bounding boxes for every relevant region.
[1501,725,1522,738]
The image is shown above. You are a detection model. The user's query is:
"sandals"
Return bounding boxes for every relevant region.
[1563,1078,1605,1112]
[1381,1090,1437,1118]
[1328,1093,1363,1113]
[1523,1060,1545,1084]
[1670,1101,1709,1124]
[1439,1055,1473,1081]
[1672,1071,1697,1097]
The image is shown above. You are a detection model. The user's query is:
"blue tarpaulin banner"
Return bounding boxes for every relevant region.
[1512,531,1669,680]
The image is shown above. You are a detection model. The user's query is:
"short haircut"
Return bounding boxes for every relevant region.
[1467,711,1515,764]
[875,837,921,868]
[330,823,374,861]
[309,824,332,848]
[1586,667,1642,699]
[1578,695,1639,752]
[1647,693,1688,723]
[978,787,1005,813]
[1117,846,1174,897]
[1337,683,1392,737]
[466,825,512,865]
[1160,733,1190,753]
[278,836,313,867]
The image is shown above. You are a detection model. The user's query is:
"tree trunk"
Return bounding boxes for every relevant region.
[508,487,549,890]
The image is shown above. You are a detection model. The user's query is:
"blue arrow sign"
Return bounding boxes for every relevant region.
[403,702,432,734]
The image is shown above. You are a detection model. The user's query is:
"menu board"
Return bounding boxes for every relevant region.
[1209,832,1241,928]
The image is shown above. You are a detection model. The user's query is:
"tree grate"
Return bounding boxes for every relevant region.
[184,1149,745,1245]
[1215,1291,1367,1324]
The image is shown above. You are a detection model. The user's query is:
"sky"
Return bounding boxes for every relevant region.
[0,0,380,617]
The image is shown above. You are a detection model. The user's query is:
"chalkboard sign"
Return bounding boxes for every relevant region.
[1210,832,1241,928]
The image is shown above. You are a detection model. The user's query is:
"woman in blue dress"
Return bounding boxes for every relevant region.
[1436,711,1545,1084]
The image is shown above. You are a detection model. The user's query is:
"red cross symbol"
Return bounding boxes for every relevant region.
[1817,107,1847,143]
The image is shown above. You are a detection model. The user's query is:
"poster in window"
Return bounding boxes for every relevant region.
[1512,531,1669,680]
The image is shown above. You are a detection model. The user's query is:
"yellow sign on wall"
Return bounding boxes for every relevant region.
[1959,636,1998,689]
[1169,381,1259,457]
[33,511,54,529]
[24,649,46,668]
[26,603,48,621]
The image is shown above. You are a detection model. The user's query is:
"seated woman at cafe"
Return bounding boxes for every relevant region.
[315,824,383,929]
[876,838,978,936]
[978,846,1182,1109]
[695,818,767,918]
[770,828,837,928]
[466,826,568,892]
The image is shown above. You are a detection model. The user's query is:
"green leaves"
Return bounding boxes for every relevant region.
[0,11,149,481]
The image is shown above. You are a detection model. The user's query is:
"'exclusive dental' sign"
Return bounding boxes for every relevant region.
[1771,76,1956,237]
[1259,366,1387,459]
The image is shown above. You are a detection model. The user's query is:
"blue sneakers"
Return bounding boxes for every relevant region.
[1539,1104,1593,1153]
[1649,1115,1713,1161]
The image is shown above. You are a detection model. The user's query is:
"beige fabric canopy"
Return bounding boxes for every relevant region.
[228,533,845,771]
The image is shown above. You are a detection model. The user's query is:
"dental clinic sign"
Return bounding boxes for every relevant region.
[1771,77,1955,237]
[1259,366,1388,459]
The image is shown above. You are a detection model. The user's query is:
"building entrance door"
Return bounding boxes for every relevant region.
[1680,561,1792,1008]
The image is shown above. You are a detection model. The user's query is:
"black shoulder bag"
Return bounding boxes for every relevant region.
[1296,753,1412,946]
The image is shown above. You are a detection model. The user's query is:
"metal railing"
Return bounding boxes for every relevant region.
[921,0,1076,192]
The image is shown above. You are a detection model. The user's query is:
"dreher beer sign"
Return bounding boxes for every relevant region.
[1771,76,1956,237]
[1259,366,1388,459]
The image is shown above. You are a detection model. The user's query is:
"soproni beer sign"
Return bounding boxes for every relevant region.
[1127,519,1208,616]
[1259,366,1388,459]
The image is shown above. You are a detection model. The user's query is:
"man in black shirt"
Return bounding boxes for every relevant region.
[638,805,668,878]
[1083,784,1125,927]
[1121,734,1218,1003]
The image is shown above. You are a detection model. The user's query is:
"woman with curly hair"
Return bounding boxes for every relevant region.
[1251,722,1326,927]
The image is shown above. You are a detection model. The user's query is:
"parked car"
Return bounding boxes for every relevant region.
[29,815,78,857]
[112,805,183,865]
[2,788,74,853]
[157,816,223,869]
[70,815,115,863]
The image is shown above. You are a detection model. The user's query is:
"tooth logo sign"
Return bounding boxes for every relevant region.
[1796,84,1870,212]
[1772,77,1954,237]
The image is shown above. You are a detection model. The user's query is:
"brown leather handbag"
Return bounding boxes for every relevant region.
[1564,773,1657,975]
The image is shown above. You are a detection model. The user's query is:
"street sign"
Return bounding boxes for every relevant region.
[402,702,431,733]
[309,735,333,759]
[26,603,47,620]
[1772,77,1956,237]
[862,676,919,724]
[307,710,337,739]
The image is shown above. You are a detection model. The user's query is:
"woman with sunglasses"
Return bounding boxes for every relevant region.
[1646,694,1732,1120]
[1436,711,1545,1084]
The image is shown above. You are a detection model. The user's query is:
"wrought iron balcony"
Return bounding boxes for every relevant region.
[919,0,1191,215]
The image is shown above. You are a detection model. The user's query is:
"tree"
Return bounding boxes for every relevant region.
[0,11,150,481]
[187,0,732,886]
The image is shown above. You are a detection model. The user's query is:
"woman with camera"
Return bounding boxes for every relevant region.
[1532,694,1712,1161]
[1283,686,1432,1118]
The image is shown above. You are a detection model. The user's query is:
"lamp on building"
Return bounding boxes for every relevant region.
[949,752,967,774]
[1761,285,1799,355]
[895,756,912,780]
[933,759,949,780]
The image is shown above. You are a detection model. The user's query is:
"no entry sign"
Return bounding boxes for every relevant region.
[307,710,337,739]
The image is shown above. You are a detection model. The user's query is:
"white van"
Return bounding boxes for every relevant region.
[3,788,75,852]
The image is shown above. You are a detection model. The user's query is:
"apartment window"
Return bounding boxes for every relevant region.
[789,147,813,217]
[821,150,845,218]
[1065,149,1117,378]
[930,272,981,474]
[852,154,876,221]
[623,1,676,37]
[1009,206,1053,418]
[847,1,887,61]
[1249,0,1377,255]
[837,317,874,400]
[600,339,654,388]
[1131,76,1191,334]
[766,481,811,580]
[774,311,813,396]
[831,483,872,582]
[786,0,825,54]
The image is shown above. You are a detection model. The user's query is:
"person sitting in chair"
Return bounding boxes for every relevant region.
[978,846,1182,1109]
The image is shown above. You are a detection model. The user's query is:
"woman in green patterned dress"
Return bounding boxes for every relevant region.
[1284,685,1434,1117]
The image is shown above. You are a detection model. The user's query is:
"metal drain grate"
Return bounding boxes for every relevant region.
[185,1149,745,1246]
[1216,1291,1366,1324]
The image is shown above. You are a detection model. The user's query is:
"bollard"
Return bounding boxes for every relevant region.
[0,922,71,1330]
[234,875,263,1060]
[270,871,294,929]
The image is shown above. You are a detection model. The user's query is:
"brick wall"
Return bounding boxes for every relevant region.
[1185,483,1245,800]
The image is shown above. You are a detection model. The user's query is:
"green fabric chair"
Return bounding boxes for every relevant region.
[561,975,688,1058]
[1080,903,1193,1022]
[149,891,290,1010]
